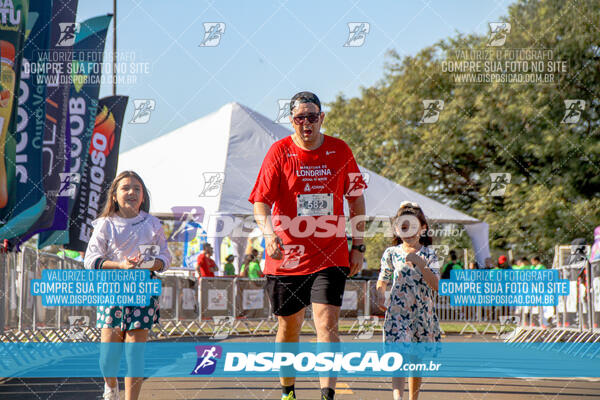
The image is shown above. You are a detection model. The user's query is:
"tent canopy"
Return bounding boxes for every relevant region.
[119,102,479,223]
[118,102,490,265]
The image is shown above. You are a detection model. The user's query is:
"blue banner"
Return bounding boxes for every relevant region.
[0,342,598,378]
[439,269,570,306]
[11,0,78,249]
[0,0,28,230]
[0,0,50,241]
[66,95,128,252]
[30,269,160,306]
[38,14,113,248]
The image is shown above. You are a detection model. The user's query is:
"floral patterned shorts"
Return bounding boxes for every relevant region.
[96,296,160,331]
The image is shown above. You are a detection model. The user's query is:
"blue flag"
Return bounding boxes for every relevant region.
[38,14,113,248]
[0,0,51,241]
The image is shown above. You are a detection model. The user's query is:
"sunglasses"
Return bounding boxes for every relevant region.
[292,113,320,125]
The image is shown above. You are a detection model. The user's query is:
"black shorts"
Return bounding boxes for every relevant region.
[265,266,350,317]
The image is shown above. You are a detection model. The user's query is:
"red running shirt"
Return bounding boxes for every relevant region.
[249,135,366,276]
[197,253,216,277]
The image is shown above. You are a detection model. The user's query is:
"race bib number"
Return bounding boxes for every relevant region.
[296,193,333,216]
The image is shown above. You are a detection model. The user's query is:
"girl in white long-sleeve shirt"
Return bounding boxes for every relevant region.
[84,170,171,400]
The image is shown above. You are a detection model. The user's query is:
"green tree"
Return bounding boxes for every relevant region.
[325,0,600,265]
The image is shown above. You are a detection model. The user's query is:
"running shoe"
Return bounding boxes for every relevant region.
[281,390,296,400]
[102,383,120,400]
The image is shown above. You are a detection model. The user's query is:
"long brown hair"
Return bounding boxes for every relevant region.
[391,202,432,247]
[99,170,150,218]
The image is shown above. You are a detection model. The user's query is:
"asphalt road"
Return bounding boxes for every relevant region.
[1,333,598,400]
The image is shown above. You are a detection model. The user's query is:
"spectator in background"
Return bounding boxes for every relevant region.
[239,254,253,278]
[196,244,217,278]
[58,248,84,262]
[223,254,236,277]
[530,256,546,270]
[497,255,510,269]
[240,253,264,280]
[441,250,463,279]
[512,257,529,270]
[530,255,550,327]
[467,261,477,270]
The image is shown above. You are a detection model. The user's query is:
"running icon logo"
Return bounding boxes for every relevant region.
[344,22,370,47]
[420,100,444,123]
[192,345,222,375]
[211,316,234,340]
[345,172,369,196]
[57,23,80,47]
[67,316,89,340]
[281,244,305,269]
[168,206,205,242]
[355,316,378,339]
[130,99,156,124]
[138,245,159,269]
[58,172,80,198]
[488,173,511,196]
[499,315,521,327]
[487,22,510,47]
[561,100,586,124]
[199,172,225,197]
[275,99,292,124]
[199,22,225,47]
[430,245,449,266]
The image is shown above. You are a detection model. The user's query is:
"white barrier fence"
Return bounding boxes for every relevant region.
[0,248,540,342]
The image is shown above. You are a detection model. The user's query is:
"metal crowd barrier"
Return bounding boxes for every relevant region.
[553,260,598,331]
[505,246,600,344]
[2,248,528,342]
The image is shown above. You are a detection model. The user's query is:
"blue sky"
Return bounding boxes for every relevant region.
[75,0,512,152]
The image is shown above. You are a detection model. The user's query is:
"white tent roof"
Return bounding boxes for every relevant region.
[118,102,479,224]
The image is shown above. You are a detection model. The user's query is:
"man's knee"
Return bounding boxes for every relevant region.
[278,309,305,336]
[313,305,340,335]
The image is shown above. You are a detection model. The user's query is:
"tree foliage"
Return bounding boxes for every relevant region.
[325,0,600,264]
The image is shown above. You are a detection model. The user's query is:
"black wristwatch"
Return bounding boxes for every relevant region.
[351,244,366,253]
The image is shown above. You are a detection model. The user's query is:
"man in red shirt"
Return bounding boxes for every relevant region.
[196,244,217,277]
[249,92,367,400]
